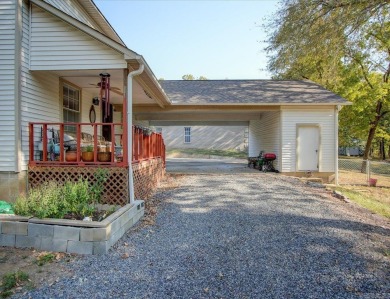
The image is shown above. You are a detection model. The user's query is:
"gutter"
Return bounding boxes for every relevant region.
[127,63,145,204]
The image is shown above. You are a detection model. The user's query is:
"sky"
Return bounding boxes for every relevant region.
[94,0,280,80]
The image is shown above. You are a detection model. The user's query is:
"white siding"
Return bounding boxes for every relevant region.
[30,6,127,71]
[161,126,247,150]
[43,0,100,30]
[248,111,280,169]
[281,107,336,172]
[80,88,102,135]
[0,0,17,171]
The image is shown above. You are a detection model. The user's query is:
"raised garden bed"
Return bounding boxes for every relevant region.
[0,201,144,255]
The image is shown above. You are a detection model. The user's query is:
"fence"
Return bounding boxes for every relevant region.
[338,158,390,187]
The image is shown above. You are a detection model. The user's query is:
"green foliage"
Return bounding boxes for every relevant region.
[83,145,94,152]
[1,271,29,298]
[13,181,64,219]
[13,168,109,219]
[264,0,390,158]
[35,253,55,266]
[90,168,109,204]
[182,74,208,80]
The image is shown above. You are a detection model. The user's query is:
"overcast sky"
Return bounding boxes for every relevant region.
[95,0,279,80]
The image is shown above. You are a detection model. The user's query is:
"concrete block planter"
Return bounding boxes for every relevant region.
[0,200,144,254]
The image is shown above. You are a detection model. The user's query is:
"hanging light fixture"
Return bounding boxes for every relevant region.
[99,72,110,119]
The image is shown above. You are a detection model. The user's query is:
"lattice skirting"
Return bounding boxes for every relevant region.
[28,159,165,205]
[133,158,165,200]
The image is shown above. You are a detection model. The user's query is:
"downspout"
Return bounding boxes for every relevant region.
[335,105,340,185]
[127,63,144,204]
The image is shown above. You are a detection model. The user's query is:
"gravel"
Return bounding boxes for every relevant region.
[15,173,390,299]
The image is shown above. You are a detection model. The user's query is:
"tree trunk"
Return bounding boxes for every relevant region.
[379,138,385,160]
[361,100,384,172]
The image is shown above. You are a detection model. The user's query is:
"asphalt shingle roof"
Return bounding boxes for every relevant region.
[160,80,349,105]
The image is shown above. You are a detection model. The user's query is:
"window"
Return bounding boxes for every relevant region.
[184,127,191,143]
[62,83,80,132]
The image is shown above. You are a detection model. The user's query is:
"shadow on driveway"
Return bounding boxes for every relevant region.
[166,157,258,174]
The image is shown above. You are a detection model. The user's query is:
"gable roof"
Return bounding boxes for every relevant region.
[160,80,350,105]
[31,0,170,106]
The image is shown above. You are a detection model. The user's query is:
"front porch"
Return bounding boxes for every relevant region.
[28,123,166,205]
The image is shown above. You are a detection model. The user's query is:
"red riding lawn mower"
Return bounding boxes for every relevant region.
[248,151,279,173]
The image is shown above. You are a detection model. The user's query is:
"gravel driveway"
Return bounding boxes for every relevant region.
[16,174,390,299]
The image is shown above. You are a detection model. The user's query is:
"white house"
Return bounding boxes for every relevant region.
[0,0,169,201]
[0,0,350,201]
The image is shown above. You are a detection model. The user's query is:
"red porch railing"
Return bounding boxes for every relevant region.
[132,126,165,163]
[28,123,165,166]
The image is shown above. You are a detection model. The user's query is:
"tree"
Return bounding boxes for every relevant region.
[265,0,390,161]
[182,74,208,80]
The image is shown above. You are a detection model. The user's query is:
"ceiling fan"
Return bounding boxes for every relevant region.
[88,82,122,95]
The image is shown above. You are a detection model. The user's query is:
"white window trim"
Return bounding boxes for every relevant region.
[184,127,191,143]
[61,80,81,132]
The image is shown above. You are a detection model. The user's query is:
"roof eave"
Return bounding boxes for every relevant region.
[169,102,352,106]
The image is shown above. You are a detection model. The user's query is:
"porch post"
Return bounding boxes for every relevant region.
[126,63,144,204]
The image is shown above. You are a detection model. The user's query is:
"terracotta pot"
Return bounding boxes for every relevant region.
[82,151,94,162]
[65,151,77,162]
[368,178,377,187]
[98,145,107,153]
[98,152,111,162]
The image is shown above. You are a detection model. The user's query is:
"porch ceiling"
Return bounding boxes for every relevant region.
[51,69,156,105]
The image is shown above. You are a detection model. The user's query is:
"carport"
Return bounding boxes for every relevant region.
[133,80,350,183]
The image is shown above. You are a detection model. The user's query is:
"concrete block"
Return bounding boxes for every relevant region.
[110,217,120,233]
[67,240,93,255]
[0,234,15,247]
[80,228,94,242]
[127,205,139,220]
[109,227,125,247]
[133,211,144,225]
[1,222,28,235]
[28,223,54,237]
[54,226,80,241]
[93,228,109,242]
[120,212,131,227]
[41,237,71,253]
[123,218,134,232]
[15,235,40,248]
[93,241,109,255]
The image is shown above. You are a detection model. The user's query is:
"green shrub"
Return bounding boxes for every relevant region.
[14,181,64,219]
[1,271,29,297]
[13,168,109,220]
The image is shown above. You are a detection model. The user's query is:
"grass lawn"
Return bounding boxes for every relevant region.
[330,184,390,219]
[166,148,248,159]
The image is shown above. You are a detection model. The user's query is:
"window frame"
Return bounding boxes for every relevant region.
[61,80,81,132]
[184,127,191,143]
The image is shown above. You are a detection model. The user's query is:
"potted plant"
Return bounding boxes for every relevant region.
[65,149,78,162]
[82,145,94,162]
